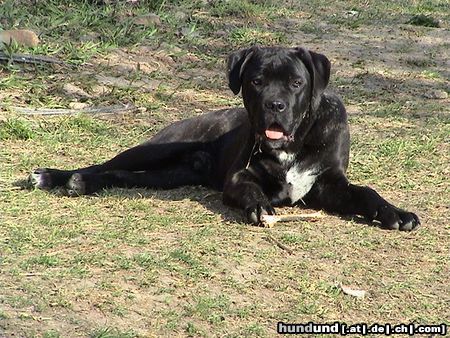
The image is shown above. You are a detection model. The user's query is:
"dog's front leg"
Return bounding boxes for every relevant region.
[223,169,275,225]
[306,169,420,231]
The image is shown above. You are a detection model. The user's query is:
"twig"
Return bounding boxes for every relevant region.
[21,273,43,277]
[12,103,137,116]
[265,234,294,255]
[0,51,65,65]
[202,192,222,199]
[261,211,324,227]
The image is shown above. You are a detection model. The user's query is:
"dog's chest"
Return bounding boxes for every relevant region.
[272,152,319,205]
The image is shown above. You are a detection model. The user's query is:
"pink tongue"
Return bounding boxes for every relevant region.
[265,129,284,140]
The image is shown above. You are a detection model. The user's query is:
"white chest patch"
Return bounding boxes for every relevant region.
[277,151,296,165]
[285,165,319,204]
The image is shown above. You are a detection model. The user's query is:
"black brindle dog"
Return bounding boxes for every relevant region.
[29,46,420,231]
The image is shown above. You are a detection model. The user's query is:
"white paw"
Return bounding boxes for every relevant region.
[29,171,44,188]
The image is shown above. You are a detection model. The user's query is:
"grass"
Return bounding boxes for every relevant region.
[1,0,449,337]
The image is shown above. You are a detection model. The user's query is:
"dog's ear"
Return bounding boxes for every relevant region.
[227,47,256,95]
[295,47,331,110]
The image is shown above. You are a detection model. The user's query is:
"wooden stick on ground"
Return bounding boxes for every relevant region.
[12,104,136,116]
[0,52,65,65]
[265,234,294,255]
[261,211,324,228]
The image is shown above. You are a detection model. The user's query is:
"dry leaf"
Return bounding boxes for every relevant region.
[339,284,367,298]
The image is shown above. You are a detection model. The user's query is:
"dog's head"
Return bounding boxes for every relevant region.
[227,46,330,149]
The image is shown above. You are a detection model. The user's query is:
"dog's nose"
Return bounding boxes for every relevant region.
[265,100,286,112]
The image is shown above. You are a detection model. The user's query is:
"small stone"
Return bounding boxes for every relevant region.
[159,42,182,54]
[424,90,448,100]
[214,30,227,37]
[174,11,188,21]
[96,74,160,92]
[115,64,136,75]
[91,85,109,96]
[63,83,92,99]
[0,29,39,47]
[95,75,131,89]
[69,102,89,110]
[79,32,100,43]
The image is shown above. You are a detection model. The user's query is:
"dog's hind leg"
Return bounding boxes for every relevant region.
[29,141,206,191]
[29,167,99,191]
[65,151,213,196]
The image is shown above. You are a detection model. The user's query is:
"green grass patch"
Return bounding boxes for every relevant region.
[90,327,138,338]
[407,14,440,27]
[228,27,287,47]
[0,118,35,140]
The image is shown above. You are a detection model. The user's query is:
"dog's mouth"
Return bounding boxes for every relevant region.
[264,123,293,142]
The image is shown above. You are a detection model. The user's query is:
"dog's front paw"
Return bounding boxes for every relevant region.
[377,205,420,231]
[245,199,275,226]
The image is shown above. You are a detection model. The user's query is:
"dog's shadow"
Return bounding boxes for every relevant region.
[17,178,380,229]
[15,178,245,224]
[101,186,246,224]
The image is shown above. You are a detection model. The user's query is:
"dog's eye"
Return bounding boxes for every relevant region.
[252,79,262,86]
[292,80,302,88]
